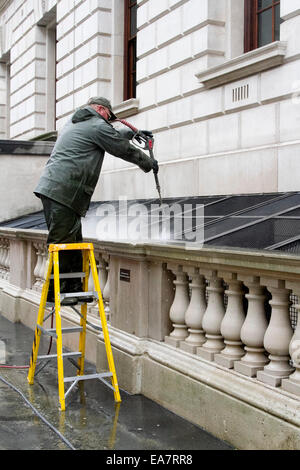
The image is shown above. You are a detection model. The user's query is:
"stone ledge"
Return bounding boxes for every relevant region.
[113,99,140,119]
[0,139,54,156]
[196,41,287,89]
[2,228,300,279]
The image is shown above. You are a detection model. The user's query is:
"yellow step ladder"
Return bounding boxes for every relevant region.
[27,242,121,411]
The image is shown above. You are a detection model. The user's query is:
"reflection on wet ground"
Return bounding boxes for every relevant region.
[0,314,234,451]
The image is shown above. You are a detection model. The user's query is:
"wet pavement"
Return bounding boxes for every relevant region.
[0,313,234,452]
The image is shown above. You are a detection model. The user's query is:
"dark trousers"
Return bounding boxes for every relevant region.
[41,196,83,293]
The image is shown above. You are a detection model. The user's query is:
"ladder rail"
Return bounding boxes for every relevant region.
[27,251,53,385]
[77,250,89,376]
[88,249,121,403]
[53,250,66,412]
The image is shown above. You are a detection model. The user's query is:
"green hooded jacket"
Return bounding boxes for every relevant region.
[34,106,153,216]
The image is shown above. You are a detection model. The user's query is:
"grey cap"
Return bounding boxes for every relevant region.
[87,96,117,121]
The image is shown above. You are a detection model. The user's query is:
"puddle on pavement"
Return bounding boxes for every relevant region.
[0,314,234,450]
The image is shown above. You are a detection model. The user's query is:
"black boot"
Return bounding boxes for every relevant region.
[46,280,78,306]
[67,279,94,303]
[60,279,79,306]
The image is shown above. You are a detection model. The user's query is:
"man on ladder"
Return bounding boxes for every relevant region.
[29,97,158,410]
[34,97,158,305]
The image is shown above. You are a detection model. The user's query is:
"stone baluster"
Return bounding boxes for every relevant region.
[215,273,246,368]
[0,239,5,278]
[33,243,42,291]
[257,279,294,387]
[180,267,207,354]
[39,244,48,289]
[33,243,47,291]
[234,276,269,377]
[197,270,225,361]
[98,253,108,293]
[165,264,189,347]
[281,283,300,396]
[0,239,8,280]
[0,240,6,279]
[4,240,10,281]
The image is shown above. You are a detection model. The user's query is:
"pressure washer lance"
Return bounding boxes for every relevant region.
[116,119,162,206]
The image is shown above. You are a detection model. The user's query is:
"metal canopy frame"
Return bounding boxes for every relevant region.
[2,192,300,253]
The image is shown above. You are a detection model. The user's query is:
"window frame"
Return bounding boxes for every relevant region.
[123,0,137,101]
[244,0,280,53]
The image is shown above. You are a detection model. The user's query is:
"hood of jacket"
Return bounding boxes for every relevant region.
[71,106,99,123]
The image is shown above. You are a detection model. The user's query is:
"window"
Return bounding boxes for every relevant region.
[124,0,137,100]
[244,0,281,53]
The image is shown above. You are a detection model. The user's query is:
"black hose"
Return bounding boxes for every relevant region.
[0,374,76,450]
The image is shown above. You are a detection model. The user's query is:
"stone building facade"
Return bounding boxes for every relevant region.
[1,1,300,449]
[0,0,299,201]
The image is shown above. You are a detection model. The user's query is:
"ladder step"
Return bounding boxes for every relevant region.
[61,326,83,333]
[37,325,83,337]
[37,352,82,361]
[37,325,57,338]
[64,372,113,383]
[50,272,86,279]
[61,291,96,299]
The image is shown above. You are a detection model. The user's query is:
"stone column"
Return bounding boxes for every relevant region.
[215,273,246,368]
[282,282,300,396]
[0,239,10,281]
[234,276,269,377]
[98,254,108,294]
[197,270,225,361]
[0,239,5,279]
[165,265,189,347]
[33,242,48,291]
[257,279,294,387]
[180,267,207,353]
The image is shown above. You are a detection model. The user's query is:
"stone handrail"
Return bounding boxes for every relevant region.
[0,226,299,398]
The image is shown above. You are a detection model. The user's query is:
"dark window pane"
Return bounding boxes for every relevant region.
[124,0,137,100]
[274,4,281,40]
[132,38,137,70]
[258,8,273,47]
[130,5,137,37]
[128,38,137,98]
[258,0,273,10]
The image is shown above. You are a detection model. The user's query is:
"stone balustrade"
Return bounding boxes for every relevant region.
[165,264,300,395]
[0,226,300,405]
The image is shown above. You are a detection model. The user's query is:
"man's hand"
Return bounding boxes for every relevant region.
[152,159,159,174]
[134,129,153,145]
[140,130,153,139]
